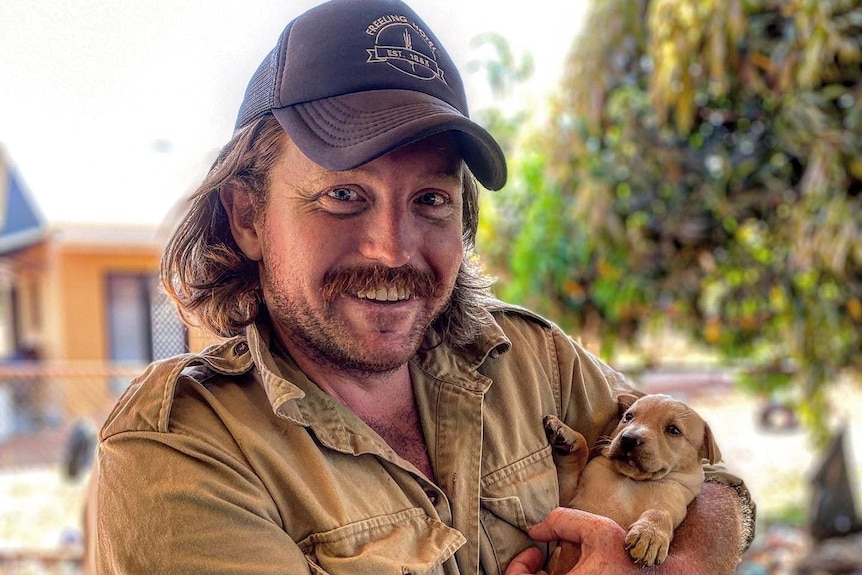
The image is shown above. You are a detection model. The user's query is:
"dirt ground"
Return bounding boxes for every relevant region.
[687,379,862,523]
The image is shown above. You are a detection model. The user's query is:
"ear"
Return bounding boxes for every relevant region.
[617,393,639,417]
[220,183,263,262]
[699,421,722,464]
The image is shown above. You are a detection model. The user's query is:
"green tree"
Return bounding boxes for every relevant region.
[467,32,535,157]
[484,0,862,445]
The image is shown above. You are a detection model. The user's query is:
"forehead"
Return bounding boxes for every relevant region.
[629,396,700,425]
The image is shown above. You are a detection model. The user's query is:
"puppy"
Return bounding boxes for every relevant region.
[543,393,721,572]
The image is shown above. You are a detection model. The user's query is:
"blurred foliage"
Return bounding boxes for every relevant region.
[763,503,808,528]
[476,0,862,446]
[466,32,535,157]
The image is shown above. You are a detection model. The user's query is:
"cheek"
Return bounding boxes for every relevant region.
[260,214,340,275]
[659,438,688,464]
[656,438,675,457]
[423,224,464,276]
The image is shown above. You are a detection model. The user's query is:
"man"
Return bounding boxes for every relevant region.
[92,0,754,573]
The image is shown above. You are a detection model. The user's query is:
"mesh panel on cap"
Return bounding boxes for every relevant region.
[235,49,278,130]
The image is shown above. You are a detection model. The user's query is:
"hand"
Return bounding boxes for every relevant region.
[505,546,547,575]
[506,508,638,575]
[508,482,748,575]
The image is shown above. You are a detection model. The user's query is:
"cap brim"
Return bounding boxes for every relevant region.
[271,90,507,190]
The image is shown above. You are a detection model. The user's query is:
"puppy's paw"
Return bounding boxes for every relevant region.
[543,415,586,454]
[625,515,672,566]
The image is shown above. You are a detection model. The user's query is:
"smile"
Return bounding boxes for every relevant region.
[356,286,411,302]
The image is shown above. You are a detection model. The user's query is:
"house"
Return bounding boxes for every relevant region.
[0,147,194,442]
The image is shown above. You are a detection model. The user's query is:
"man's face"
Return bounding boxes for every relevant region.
[240,133,465,376]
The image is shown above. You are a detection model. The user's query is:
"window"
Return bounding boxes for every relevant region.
[106,273,186,394]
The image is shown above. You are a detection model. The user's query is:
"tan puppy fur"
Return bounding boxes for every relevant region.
[543,393,721,572]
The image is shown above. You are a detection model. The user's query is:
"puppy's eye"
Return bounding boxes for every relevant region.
[666,424,682,436]
[623,412,634,422]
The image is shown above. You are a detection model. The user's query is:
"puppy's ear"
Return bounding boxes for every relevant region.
[617,393,639,417]
[699,421,722,464]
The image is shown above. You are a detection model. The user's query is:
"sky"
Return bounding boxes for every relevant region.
[1,1,588,227]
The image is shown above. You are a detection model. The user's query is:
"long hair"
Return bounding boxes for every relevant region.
[161,114,495,348]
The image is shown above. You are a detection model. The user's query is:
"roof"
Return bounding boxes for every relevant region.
[0,148,47,255]
[50,221,166,252]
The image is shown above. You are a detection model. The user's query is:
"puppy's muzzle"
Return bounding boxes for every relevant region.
[619,432,644,455]
[619,431,646,457]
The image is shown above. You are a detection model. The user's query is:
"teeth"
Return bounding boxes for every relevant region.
[357,287,410,301]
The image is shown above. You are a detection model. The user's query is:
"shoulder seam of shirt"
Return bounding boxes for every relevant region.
[486,299,554,330]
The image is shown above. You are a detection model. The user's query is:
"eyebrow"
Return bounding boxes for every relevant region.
[307,165,464,190]
[421,171,463,188]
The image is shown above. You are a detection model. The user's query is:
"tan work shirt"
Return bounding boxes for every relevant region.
[93,303,741,574]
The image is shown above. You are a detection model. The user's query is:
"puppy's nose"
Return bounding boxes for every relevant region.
[620,432,642,453]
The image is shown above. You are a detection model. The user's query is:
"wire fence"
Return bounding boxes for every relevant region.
[0,362,142,575]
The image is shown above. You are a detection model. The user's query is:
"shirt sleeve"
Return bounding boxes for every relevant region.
[95,430,313,575]
[704,462,757,553]
[551,326,635,447]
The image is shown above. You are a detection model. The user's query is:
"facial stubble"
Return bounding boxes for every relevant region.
[264,263,453,377]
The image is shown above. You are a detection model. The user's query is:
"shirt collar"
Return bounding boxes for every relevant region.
[242,308,513,419]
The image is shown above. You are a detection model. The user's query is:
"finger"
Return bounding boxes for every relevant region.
[504,546,546,575]
[528,508,620,543]
[527,508,590,542]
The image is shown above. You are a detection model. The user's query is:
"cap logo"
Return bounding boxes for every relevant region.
[365,15,447,85]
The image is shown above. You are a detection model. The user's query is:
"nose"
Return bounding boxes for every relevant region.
[619,432,642,454]
[358,207,415,267]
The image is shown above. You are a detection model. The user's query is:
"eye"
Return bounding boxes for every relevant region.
[327,187,360,202]
[413,189,458,222]
[623,412,634,423]
[416,191,448,206]
[320,186,367,216]
[666,424,682,436]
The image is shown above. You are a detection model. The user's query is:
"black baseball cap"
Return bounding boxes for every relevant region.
[235,0,507,190]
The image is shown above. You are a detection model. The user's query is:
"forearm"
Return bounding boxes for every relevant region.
[655,482,749,575]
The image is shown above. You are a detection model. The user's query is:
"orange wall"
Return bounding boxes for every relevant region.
[53,246,160,361]
[44,244,161,418]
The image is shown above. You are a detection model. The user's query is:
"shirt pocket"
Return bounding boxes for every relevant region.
[479,445,559,574]
[300,507,465,575]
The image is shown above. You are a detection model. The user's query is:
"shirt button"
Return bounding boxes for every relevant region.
[425,490,439,505]
[234,341,249,355]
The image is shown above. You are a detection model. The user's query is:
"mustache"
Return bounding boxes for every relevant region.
[320,265,444,302]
